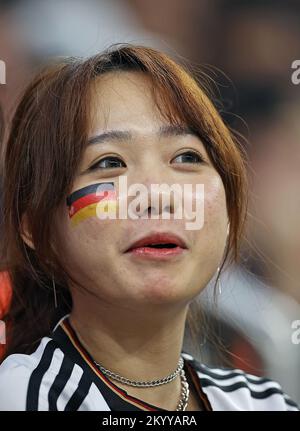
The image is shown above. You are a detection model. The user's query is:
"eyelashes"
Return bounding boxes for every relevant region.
[170,151,205,164]
[89,156,126,170]
[89,150,205,171]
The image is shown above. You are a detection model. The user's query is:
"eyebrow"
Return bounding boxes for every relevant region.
[87,124,198,146]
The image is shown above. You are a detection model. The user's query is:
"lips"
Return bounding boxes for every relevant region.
[125,232,188,253]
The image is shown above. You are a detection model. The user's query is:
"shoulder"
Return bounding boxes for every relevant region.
[182,352,299,411]
[0,335,108,411]
[0,337,61,411]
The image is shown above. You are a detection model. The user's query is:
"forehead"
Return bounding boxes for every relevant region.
[88,71,168,134]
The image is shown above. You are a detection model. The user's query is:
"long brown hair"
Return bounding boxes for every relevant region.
[0,103,4,146]
[0,43,248,360]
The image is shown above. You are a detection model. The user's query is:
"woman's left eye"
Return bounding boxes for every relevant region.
[171,151,204,164]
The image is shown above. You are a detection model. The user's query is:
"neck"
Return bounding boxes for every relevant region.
[69,293,190,410]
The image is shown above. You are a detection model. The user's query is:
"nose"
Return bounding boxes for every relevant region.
[128,182,177,220]
[143,186,175,219]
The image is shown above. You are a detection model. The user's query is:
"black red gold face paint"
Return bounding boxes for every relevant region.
[66,182,117,226]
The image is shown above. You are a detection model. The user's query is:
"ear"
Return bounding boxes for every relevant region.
[20,213,35,250]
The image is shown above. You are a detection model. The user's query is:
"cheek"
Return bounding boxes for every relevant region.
[204,175,228,229]
[193,174,228,259]
[184,174,228,289]
[57,207,118,275]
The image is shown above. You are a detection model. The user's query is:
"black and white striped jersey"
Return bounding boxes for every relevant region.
[0,314,298,411]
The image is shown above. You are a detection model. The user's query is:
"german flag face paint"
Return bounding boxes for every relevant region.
[66,182,117,227]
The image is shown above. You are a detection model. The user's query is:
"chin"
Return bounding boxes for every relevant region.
[133,278,189,305]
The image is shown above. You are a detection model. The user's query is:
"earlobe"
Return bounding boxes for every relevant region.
[20,214,35,250]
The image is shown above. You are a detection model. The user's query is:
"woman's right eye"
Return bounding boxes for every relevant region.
[89,156,126,170]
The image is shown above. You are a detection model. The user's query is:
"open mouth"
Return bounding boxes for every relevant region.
[124,232,188,257]
[143,243,178,249]
[125,241,186,259]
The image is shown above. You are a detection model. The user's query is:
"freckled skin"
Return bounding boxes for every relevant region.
[55,71,229,311]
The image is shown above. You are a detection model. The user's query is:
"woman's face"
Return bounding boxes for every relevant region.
[56,71,229,309]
